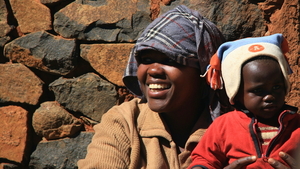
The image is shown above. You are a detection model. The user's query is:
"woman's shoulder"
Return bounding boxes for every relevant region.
[110,98,149,115]
[100,98,150,126]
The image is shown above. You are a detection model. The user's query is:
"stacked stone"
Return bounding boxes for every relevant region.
[0,0,299,168]
[0,0,151,168]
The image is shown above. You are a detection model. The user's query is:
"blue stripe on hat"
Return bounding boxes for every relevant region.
[217,33,284,62]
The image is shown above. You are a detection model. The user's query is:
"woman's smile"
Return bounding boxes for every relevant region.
[148,83,171,92]
[146,83,172,100]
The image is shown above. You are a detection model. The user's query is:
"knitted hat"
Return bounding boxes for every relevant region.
[205,33,292,105]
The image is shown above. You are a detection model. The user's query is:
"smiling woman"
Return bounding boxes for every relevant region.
[137,50,204,115]
[77,5,226,169]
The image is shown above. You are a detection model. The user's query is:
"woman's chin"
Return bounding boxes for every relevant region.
[147,99,170,113]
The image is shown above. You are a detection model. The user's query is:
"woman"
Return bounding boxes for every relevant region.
[78,5,295,169]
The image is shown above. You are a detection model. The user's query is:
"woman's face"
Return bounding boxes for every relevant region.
[137,50,204,113]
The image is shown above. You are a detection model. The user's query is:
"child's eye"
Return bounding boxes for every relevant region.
[252,88,263,94]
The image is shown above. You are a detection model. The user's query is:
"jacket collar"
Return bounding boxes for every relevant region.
[137,102,211,148]
[238,104,298,125]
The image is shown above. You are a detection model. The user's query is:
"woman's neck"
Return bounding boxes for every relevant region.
[160,103,205,148]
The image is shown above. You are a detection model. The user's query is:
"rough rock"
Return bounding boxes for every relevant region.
[150,0,174,20]
[258,0,299,63]
[0,63,44,105]
[0,0,12,37]
[9,0,52,33]
[29,132,94,169]
[53,0,151,41]
[32,101,83,140]
[0,36,10,62]
[4,31,78,75]
[0,163,20,169]
[117,87,135,105]
[0,106,30,167]
[80,43,134,86]
[40,0,72,6]
[160,0,265,40]
[0,0,12,61]
[49,73,117,122]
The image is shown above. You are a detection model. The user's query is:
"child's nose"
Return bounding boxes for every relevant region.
[263,94,275,102]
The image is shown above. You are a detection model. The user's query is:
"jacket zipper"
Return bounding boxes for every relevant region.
[265,112,287,157]
[249,111,288,159]
[249,117,262,158]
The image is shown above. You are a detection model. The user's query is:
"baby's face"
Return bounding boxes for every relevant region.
[236,59,286,123]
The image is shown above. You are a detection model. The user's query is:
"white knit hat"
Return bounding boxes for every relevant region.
[205,33,292,105]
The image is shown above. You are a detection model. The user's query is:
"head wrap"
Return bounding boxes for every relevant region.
[205,33,292,105]
[122,5,225,119]
[123,5,224,96]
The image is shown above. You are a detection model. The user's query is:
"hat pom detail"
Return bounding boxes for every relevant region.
[205,53,223,90]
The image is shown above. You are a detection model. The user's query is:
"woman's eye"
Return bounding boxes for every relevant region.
[165,59,179,66]
[165,59,174,64]
[140,57,153,64]
[273,85,282,90]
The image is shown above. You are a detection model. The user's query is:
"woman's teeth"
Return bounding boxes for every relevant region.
[149,84,170,91]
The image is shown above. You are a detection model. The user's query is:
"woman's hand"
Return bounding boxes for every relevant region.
[268,152,297,169]
[224,156,257,169]
[224,152,297,169]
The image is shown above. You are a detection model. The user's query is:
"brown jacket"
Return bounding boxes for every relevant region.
[78,98,210,169]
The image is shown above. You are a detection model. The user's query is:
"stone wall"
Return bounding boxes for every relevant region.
[0,0,299,168]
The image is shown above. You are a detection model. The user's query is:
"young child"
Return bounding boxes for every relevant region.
[188,34,300,169]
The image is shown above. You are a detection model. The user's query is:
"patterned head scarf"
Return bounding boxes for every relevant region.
[123,5,225,118]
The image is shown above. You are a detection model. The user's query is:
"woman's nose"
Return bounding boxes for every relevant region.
[147,63,165,77]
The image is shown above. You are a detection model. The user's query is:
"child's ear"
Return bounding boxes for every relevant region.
[217,89,234,113]
[233,89,243,105]
[232,93,245,110]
